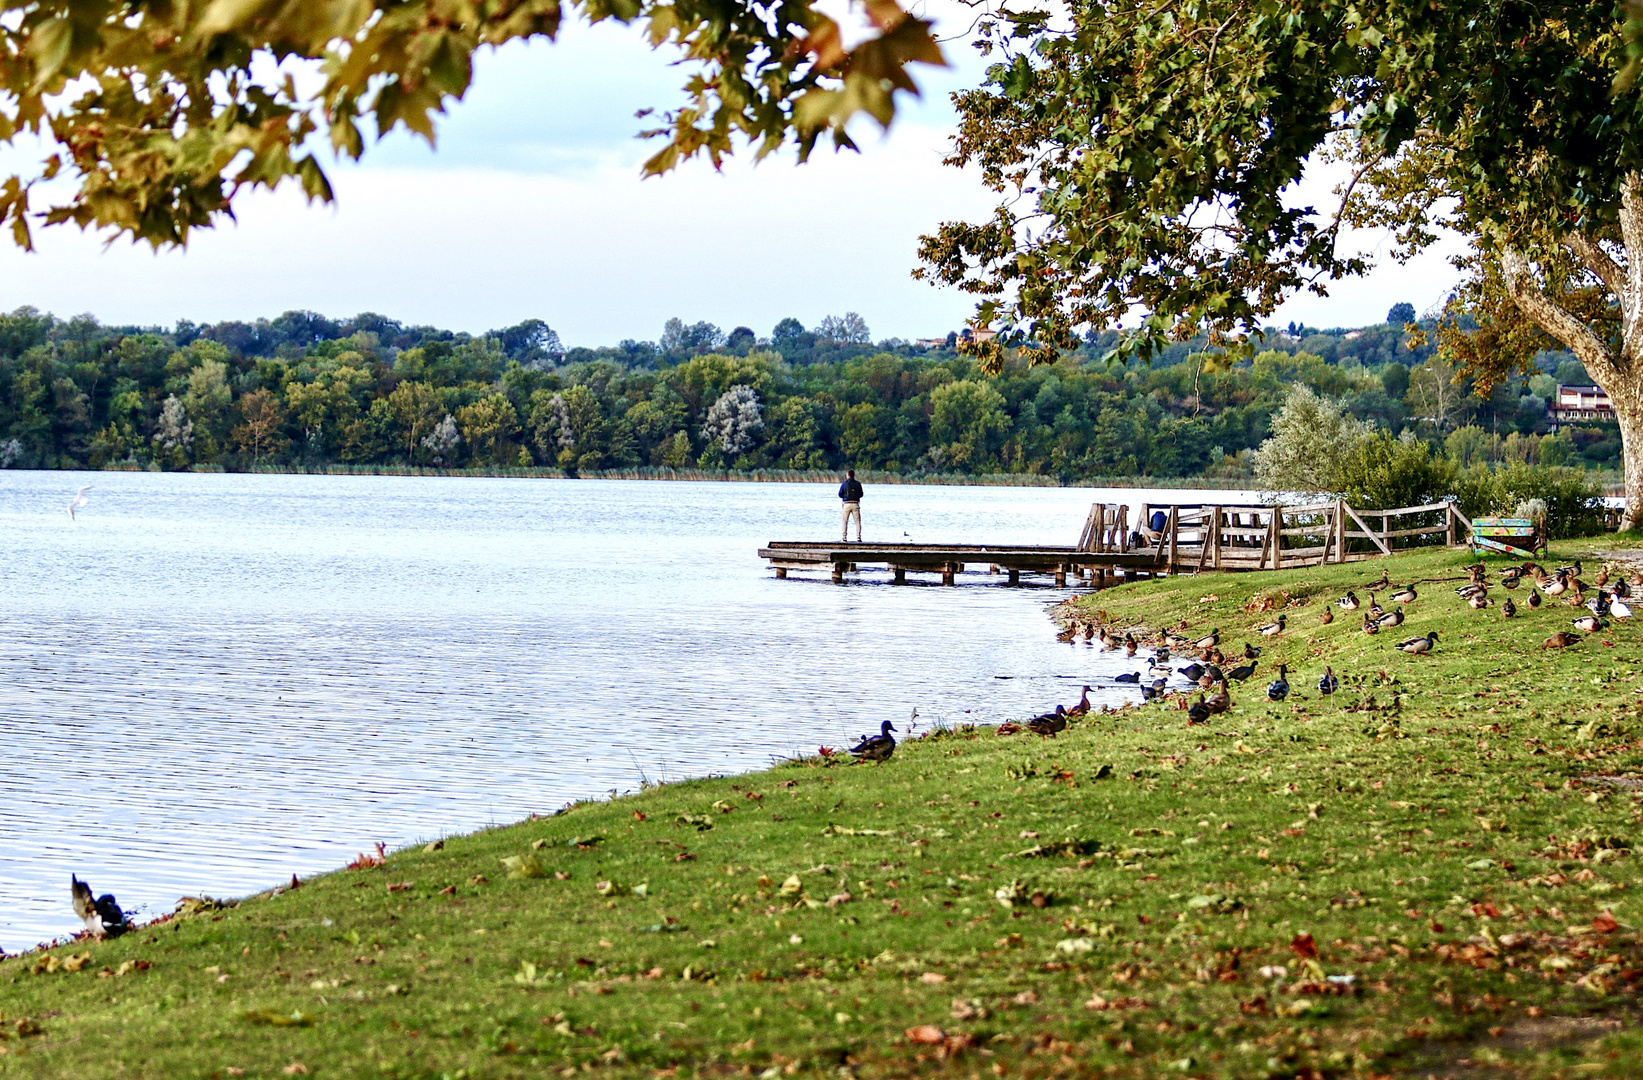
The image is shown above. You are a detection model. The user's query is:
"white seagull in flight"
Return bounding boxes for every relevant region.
[67,485,91,521]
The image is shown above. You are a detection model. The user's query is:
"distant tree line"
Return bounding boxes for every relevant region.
[0,303,1618,480]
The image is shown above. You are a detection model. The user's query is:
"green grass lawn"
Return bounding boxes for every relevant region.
[6,542,1643,1079]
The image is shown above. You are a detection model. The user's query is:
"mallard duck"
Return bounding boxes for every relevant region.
[1367,593,1384,618]
[1067,685,1094,716]
[1124,634,1138,657]
[1256,614,1286,637]
[1186,696,1211,724]
[1362,612,1380,635]
[1319,607,1334,625]
[1083,622,1097,641]
[1396,631,1439,656]
[1225,660,1258,682]
[1243,642,1262,660]
[1528,591,1543,609]
[1026,705,1068,736]
[1317,667,1338,695]
[1389,586,1418,605]
[1543,571,1569,597]
[1099,628,1119,649]
[1377,607,1405,628]
[1469,591,1492,610]
[71,875,127,939]
[1614,577,1632,599]
[1573,614,1606,633]
[1455,582,1486,599]
[1266,664,1290,702]
[1204,681,1232,714]
[1502,597,1516,618]
[1543,631,1581,649]
[1179,662,1206,683]
[1338,592,1360,611]
[1371,568,1390,590]
[849,721,897,761]
[1057,624,1078,642]
[1559,560,1584,580]
[1192,628,1220,650]
[1595,566,1611,588]
[1464,563,1487,583]
[1587,593,1610,617]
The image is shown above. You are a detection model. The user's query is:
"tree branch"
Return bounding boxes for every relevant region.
[1560,231,1626,302]
[1501,247,1621,381]
[1620,171,1643,354]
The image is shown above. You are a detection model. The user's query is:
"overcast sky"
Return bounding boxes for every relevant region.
[0,17,1464,347]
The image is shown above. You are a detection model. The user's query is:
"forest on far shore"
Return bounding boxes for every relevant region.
[0,304,1614,483]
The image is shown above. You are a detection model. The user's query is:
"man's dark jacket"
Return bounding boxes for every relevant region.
[838,478,864,501]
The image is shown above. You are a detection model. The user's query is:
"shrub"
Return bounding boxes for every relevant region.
[1337,431,1456,510]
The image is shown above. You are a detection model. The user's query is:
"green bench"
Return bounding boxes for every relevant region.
[1469,516,1546,560]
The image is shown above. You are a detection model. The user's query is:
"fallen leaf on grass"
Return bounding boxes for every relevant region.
[244,1009,321,1027]
[1593,911,1620,933]
[920,971,948,983]
[386,881,414,892]
[502,854,547,879]
[1290,933,1319,960]
[906,1025,946,1044]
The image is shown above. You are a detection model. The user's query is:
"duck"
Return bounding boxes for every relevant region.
[1243,642,1262,660]
[1186,696,1211,724]
[1614,577,1632,599]
[1587,593,1610,617]
[1376,607,1405,628]
[1464,563,1487,584]
[1362,612,1381,635]
[1389,585,1418,605]
[1114,671,1142,684]
[1192,628,1220,650]
[1099,628,1119,649]
[1178,663,1206,683]
[1502,597,1516,618]
[1338,592,1360,611]
[1367,593,1384,618]
[1543,631,1582,649]
[1317,667,1339,695]
[1396,631,1439,656]
[1543,571,1569,597]
[1256,614,1286,637]
[71,875,127,939]
[1057,624,1078,643]
[1204,681,1232,714]
[1026,705,1068,736]
[1526,589,1542,609]
[1469,591,1492,610]
[1559,560,1584,580]
[1573,614,1606,634]
[1370,568,1390,590]
[1083,622,1097,641]
[1613,597,1633,619]
[1455,582,1486,599]
[1499,571,1521,590]
[1225,660,1258,682]
[1124,634,1138,657]
[1595,566,1611,588]
[1266,663,1290,702]
[1067,685,1094,717]
[1319,607,1334,626]
[849,721,897,761]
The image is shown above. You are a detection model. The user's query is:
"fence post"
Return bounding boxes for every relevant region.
[1167,506,1179,573]
[1212,506,1222,570]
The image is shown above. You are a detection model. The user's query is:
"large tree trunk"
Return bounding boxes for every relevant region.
[1500,181,1643,528]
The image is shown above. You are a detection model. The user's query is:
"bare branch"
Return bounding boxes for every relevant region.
[1501,248,1622,380]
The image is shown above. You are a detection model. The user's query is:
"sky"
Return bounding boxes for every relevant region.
[0,15,1465,348]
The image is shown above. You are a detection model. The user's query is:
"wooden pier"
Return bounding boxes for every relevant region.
[760,500,1472,585]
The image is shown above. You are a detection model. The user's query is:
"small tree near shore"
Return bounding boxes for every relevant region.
[1252,385,1372,496]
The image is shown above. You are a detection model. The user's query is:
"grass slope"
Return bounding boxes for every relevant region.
[6,544,1643,1079]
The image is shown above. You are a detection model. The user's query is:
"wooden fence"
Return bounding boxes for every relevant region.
[1131,500,1471,571]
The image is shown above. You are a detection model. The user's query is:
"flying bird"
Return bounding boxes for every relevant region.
[71,874,127,938]
[67,485,91,520]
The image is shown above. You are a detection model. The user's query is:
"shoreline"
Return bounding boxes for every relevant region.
[32,461,1260,490]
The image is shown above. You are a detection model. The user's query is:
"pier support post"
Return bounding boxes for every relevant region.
[1008,568,1020,585]
[1055,565,1067,587]
[775,567,787,579]
[832,563,845,584]
[943,563,956,586]
[893,567,906,585]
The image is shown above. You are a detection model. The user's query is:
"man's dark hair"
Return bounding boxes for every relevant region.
[846,469,855,477]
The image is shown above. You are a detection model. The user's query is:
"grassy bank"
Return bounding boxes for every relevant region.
[6,543,1643,1079]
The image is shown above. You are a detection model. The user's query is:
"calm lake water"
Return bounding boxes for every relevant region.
[0,471,1255,950]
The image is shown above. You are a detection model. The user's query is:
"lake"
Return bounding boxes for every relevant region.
[0,471,1256,950]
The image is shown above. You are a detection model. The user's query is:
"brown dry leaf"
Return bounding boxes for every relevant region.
[905,1024,946,1045]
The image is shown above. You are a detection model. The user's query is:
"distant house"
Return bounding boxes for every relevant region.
[914,337,951,348]
[1550,384,1615,427]
[959,327,998,344]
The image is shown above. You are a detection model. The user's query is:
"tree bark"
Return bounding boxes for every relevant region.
[1501,220,1642,527]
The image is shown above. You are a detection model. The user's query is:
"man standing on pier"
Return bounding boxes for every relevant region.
[839,469,864,541]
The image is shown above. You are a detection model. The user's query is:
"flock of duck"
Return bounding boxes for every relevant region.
[1025,557,1634,732]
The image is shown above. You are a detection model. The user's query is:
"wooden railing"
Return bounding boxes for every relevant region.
[1133,499,1471,571]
